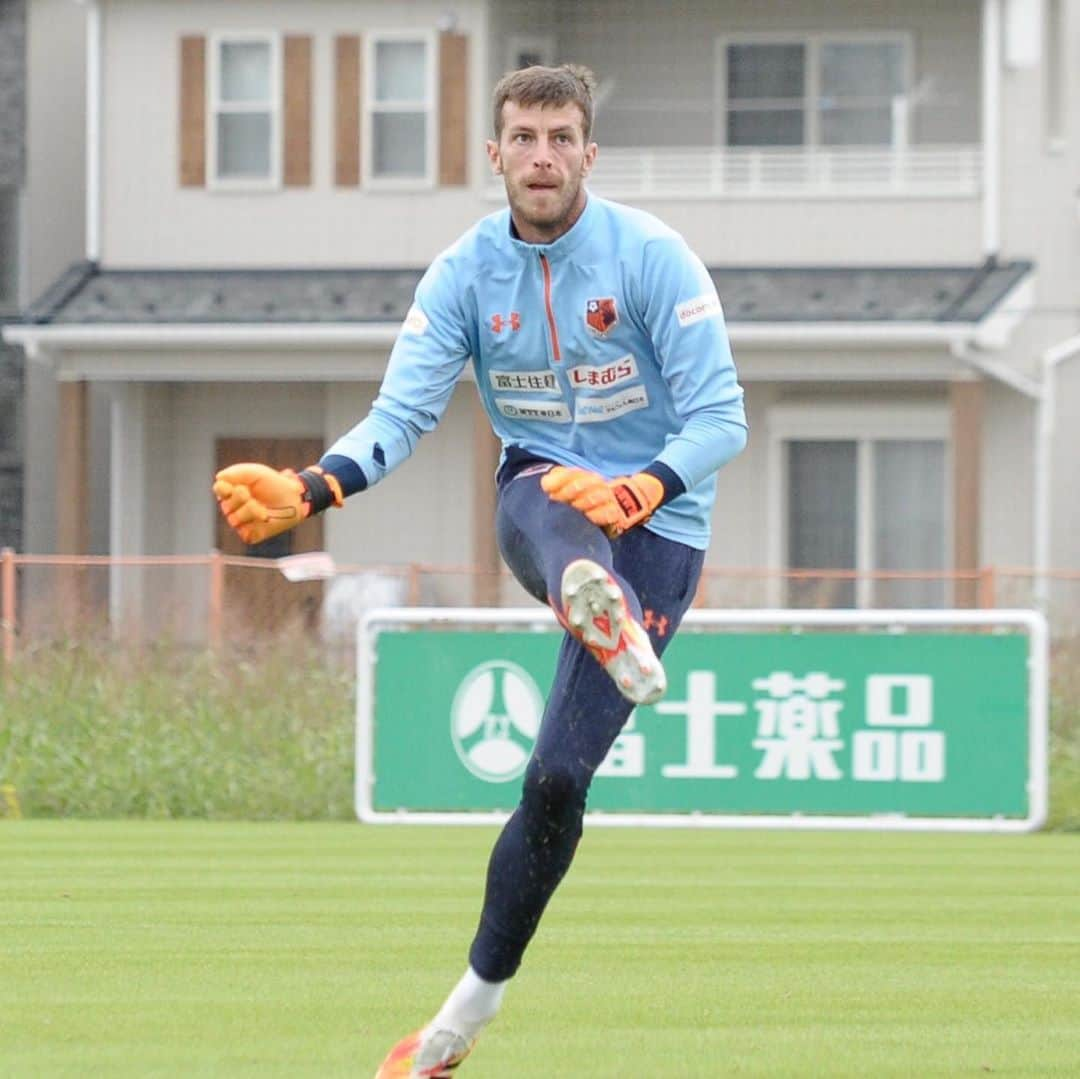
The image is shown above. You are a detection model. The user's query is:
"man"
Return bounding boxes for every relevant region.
[214,65,747,1078]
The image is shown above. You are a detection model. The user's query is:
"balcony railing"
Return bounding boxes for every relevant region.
[487,145,981,200]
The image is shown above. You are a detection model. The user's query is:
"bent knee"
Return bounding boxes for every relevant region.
[522,759,588,822]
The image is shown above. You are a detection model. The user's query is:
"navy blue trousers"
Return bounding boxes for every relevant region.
[467,464,704,982]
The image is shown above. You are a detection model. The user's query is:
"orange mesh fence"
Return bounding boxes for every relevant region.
[3,550,1079,664]
[991,568,1080,637]
[694,567,1000,611]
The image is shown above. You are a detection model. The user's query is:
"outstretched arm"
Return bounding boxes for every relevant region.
[316,256,472,494]
[213,255,471,543]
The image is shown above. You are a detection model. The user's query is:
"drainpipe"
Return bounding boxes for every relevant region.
[81,0,101,262]
[1034,333,1080,607]
[981,0,1002,259]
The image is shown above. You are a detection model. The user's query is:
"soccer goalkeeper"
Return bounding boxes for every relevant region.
[214,64,746,1079]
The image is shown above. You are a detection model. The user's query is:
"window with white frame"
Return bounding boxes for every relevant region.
[721,35,909,147]
[366,33,436,185]
[771,405,948,610]
[210,33,280,185]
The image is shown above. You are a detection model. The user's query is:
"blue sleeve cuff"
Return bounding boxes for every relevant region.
[642,461,685,507]
[318,454,369,497]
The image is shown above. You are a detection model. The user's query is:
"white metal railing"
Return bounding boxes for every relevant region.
[485,145,981,200]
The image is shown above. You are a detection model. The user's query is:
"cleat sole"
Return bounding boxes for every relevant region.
[559,559,667,706]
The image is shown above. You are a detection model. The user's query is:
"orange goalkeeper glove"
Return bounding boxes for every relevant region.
[212,463,343,546]
[541,466,664,538]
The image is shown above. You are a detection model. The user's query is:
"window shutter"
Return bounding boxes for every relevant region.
[283,36,313,186]
[179,35,206,187]
[439,32,468,186]
[335,34,361,186]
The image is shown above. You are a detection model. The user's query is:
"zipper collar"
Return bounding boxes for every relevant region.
[506,190,596,262]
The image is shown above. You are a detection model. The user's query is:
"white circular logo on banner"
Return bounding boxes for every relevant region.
[450,661,543,782]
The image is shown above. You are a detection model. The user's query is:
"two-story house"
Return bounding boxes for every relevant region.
[5,0,1079,621]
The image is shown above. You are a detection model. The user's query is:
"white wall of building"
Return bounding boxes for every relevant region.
[100,0,491,268]
[23,0,86,553]
[996,0,1080,571]
[615,199,981,267]
[980,378,1037,567]
[95,0,984,269]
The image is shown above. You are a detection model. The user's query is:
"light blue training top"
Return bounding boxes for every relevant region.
[325,194,747,549]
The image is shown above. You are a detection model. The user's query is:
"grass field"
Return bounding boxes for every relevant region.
[4,822,1079,1077]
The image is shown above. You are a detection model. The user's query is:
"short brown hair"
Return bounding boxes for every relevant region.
[492,64,597,142]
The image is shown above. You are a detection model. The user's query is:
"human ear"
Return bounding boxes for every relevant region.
[581,141,598,177]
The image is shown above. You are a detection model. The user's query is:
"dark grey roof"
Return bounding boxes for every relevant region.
[22,258,1033,327]
[710,262,1033,323]
[25,263,426,325]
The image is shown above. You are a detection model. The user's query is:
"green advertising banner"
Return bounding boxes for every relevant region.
[356,610,1047,831]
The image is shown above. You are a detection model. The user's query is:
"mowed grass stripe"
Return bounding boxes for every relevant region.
[3,822,1078,1077]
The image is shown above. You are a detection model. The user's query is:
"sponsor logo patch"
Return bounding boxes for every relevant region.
[495,398,572,423]
[402,304,429,335]
[567,354,638,390]
[451,661,542,782]
[574,385,650,424]
[585,297,619,336]
[675,293,723,327]
[489,370,558,393]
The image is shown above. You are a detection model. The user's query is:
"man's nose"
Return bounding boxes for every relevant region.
[532,137,555,166]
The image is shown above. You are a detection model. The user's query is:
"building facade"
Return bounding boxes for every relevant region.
[5,0,1080,616]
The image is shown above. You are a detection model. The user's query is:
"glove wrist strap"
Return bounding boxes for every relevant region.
[297,466,344,515]
[614,473,664,521]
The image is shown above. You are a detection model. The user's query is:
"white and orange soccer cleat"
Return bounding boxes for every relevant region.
[373,1027,474,1079]
[558,558,667,705]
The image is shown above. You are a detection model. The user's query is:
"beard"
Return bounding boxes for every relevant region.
[504,169,586,238]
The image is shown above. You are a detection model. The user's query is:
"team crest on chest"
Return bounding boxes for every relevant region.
[585,297,618,336]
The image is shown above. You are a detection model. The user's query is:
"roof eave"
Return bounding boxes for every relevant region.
[728,322,982,348]
[3,318,987,359]
[1,321,404,358]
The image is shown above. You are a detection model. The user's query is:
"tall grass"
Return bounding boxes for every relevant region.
[0,635,355,819]
[1,633,1078,827]
[1048,638,1080,831]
